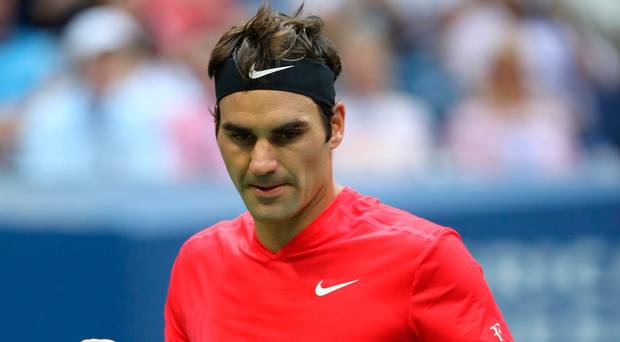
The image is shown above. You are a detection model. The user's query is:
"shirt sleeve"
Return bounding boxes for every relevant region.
[409,229,514,342]
[165,246,191,342]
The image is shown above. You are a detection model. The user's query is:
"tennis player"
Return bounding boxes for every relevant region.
[165,4,513,341]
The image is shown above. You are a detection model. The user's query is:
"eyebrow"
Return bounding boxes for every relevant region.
[271,119,309,134]
[221,119,309,135]
[222,122,251,134]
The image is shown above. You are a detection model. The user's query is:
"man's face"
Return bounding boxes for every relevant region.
[217,90,342,223]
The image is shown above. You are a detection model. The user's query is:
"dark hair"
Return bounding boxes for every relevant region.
[208,3,341,141]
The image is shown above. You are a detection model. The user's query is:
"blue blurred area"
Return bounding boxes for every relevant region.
[1,178,619,341]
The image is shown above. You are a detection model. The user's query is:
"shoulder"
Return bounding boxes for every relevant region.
[344,189,454,246]
[178,212,252,258]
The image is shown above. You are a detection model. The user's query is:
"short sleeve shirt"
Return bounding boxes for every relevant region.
[165,187,513,341]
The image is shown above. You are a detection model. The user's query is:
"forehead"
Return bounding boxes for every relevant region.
[218,90,322,128]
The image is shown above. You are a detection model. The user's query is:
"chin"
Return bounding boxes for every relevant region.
[249,203,294,222]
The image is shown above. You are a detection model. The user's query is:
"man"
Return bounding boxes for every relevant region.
[17,5,219,184]
[165,4,513,341]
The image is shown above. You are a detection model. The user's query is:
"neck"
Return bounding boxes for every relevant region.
[254,181,343,253]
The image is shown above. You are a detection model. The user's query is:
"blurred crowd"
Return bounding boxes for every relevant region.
[0,0,619,186]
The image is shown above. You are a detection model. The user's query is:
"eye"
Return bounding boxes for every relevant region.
[280,130,300,140]
[229,131,255,145]
[273,129,302,145]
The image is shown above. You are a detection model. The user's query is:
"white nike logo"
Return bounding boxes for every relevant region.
[249,64,295,79]
[315,279,359,296]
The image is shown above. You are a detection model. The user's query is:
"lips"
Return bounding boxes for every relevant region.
[255,185,280,191]
[250,183,288,198]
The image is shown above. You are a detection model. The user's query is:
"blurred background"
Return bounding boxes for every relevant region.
[0,0,618,341]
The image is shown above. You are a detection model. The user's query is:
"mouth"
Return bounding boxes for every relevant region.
[249,183,288,198]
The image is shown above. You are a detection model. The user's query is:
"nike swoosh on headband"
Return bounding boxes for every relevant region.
[249,64,295,79]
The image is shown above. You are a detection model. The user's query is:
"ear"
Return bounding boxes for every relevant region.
[329,101,345,149]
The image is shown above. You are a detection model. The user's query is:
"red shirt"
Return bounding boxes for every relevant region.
[165,188,513,341]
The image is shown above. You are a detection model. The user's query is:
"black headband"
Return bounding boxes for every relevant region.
[214,57,336,108]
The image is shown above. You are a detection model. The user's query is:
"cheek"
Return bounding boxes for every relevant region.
[217,141,245,178]
[290,143,331,184]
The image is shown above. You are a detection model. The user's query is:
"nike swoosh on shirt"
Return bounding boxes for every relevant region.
[315,279,359,296]
[248,64,295,79]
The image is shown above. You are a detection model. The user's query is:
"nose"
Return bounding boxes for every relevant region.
[249,139,278,176]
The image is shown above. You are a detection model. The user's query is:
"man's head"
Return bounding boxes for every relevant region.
[63,6,149,93]
[208,3,341,140]
[208,4,345,224]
